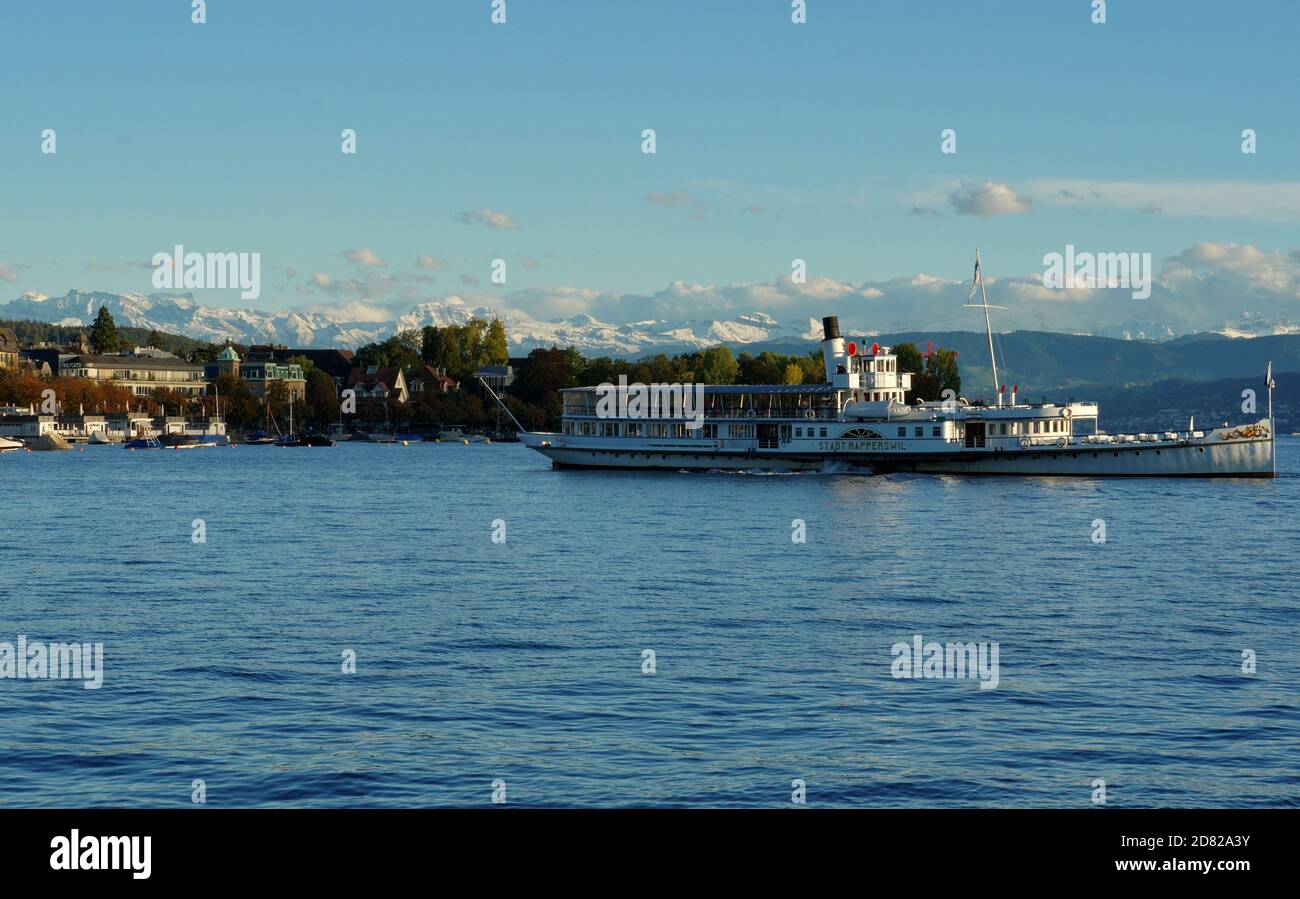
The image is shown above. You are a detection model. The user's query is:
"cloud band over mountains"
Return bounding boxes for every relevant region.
[4,242,1299,351]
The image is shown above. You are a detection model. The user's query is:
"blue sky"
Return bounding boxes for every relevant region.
[3,0,1299,335]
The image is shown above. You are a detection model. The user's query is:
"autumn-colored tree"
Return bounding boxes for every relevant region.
[0,371,46,407]
[147,387,195,417]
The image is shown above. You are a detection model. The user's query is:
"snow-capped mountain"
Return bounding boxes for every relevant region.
[1092,320,1179,341]
[1,290,393,348]
[1211,311,1300,338]
[0,290,822,355]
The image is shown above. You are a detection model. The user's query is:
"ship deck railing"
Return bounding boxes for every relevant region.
[563,410,836,421]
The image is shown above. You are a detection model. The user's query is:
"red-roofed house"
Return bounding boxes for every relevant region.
[345,366,408,404]
[405,365,457,396]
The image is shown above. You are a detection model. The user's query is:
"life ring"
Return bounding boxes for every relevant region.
[1019,437,1031,448]
[1057,437,1067,447]
[746,409,757,419]
[805,409,817,420]
[1062,408,1072,419]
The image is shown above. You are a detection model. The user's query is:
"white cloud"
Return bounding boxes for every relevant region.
[1162,242,1300,295]
[416,254,450,271]
[454,208,520,230]
[948,181,1031,217]
[297,299,395,323]
[459,241,1300,339]
[343,248,387,267]
[0,263,19,283]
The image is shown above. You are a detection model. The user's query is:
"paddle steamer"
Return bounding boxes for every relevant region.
[491,257,1276,478]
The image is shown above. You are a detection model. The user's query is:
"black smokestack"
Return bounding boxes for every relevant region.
[821,316,840,341]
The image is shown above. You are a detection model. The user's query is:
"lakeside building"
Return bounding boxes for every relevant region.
[269,347,355,391]
[345,366,408,403]
[0,328,18,370]
[475,364,514,393]
[53,413,108,441]
[0,409,57,440]
[205,345,307,403]
[18,336,88,377]
[61,351,206,397]
[104,413,156,441]
[406,365,457,396]
[206,346,242,380]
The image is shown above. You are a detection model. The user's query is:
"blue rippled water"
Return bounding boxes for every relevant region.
[1,439,1297,807]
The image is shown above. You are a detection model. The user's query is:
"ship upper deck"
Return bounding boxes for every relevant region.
[558,384,836,395]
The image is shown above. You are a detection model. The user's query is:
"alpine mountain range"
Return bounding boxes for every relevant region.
[2,287,1297,356]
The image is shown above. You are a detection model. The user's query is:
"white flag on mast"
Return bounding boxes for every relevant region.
[1266,361,1276,390]
[969,255,981,299]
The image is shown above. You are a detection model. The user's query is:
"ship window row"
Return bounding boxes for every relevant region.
[794,427,828,438]
[1027,419,1068,434]
[564,421,723,439]
[562,393,833,418]
[959,420,1072,437]
[850,390,903,403]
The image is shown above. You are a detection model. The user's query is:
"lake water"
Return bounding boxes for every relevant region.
[1,439,1297,807]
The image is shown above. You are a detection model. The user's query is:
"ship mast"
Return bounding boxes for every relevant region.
[963,249,1006,405]
[1267,360,1276,477]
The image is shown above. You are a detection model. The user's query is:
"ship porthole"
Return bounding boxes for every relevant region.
[1199,447,1205,453]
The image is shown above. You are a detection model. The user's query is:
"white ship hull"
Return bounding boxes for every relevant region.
[519,423,1275,478]
[487,310,1280,481]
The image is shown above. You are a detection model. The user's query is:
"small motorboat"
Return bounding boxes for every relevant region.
[299,433,334,447]
[25,433,73,452]
[244,430,278,445]
[160,434,213,449]
[0,436,23,454]
[88,430,117,445]
[125,436,164,450]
